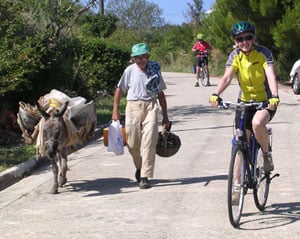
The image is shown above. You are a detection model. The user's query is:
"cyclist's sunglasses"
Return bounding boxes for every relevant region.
[235,34,254,43]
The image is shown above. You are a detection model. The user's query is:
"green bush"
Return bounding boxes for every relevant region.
[76,38,130,99]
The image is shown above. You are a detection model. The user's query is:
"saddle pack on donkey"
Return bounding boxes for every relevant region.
[17,89,97,193]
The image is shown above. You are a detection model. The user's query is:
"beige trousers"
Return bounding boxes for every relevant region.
[125,100,159,178]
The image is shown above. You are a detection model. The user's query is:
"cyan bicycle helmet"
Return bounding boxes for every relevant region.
[232,21,255,37]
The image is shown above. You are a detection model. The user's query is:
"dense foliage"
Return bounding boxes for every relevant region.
[1,0,300,146]
[204,0,300,79]
[106,0,164,29]
[0,0,129,103]
[0,0,130,145]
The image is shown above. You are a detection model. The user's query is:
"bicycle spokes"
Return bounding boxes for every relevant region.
[200,67,209,86]
[228,145,246,227]
[253,148,270,211]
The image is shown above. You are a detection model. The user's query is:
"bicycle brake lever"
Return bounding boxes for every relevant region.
[256,102,264,110]
[220,101,230,109]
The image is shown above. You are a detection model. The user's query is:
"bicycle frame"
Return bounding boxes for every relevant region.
[234,108,276,190]
[232,105,259,191]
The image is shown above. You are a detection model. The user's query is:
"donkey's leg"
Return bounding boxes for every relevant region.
[58,152,67,187]
[51,159,59,194]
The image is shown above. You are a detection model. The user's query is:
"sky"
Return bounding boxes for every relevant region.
[81,0,216,25]
[148,0,216,25]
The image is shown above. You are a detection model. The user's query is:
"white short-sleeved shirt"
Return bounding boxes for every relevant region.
[117,61,166,101]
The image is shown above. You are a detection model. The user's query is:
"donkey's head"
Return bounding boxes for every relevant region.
[36,101,69,159]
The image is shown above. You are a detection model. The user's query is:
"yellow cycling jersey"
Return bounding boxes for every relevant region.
[226,45,273,102]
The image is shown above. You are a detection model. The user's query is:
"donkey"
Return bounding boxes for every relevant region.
[36,101,69,194]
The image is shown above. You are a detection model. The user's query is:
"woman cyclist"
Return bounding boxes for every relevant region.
[209,21,279,173]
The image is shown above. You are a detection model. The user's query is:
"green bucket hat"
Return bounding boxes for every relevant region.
[131,43,149,57]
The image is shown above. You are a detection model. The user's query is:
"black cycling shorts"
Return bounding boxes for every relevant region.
[196,56,208,67]
[235,101,276,131]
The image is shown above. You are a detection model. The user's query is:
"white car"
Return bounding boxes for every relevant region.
[290,59,300,94]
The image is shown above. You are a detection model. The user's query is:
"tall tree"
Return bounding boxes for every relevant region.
[206,0,300,79]
[25,0,98,42]
[106,0,164,30]
[206,0,293,54]
[272,0,300,77]
[81,13,118,38]
[99,0,104,15]
[186,0,204,27]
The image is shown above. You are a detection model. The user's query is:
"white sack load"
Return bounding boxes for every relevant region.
[17,89,97,155]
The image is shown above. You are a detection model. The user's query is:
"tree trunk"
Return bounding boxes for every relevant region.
[99,0,104,15]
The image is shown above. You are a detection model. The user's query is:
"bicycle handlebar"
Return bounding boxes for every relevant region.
[195,50,209,57]
[219,100,264,110]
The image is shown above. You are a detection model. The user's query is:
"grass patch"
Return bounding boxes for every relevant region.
[0,145,36,172]
[95,96,126,125]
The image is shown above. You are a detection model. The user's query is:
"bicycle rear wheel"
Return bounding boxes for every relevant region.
[200,67,209,87]
[227,144,246,228]
[253,148,270,211]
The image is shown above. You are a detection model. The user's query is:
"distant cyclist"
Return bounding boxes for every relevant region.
[209,21,279,173]
[192,33,211,87]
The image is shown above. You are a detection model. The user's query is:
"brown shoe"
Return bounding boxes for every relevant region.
[139,177,151,189]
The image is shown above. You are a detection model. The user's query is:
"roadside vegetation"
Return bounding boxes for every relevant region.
[1,0,300,171]
[0,96,126,173]
[95,95,127,126]
[0,145,36,173]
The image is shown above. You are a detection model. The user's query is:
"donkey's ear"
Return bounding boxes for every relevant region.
[56,101,69,118]
[36,101,50,119]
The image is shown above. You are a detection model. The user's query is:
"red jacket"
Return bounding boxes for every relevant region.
[192,40,211,57]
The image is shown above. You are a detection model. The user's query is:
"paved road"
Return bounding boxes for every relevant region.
[0,73,300,238]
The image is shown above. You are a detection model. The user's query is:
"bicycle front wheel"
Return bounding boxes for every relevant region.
[253,148,270,211]
[227,144,246,228]
[200,67,209,87]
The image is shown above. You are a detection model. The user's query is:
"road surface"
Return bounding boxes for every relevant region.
[0,72,299,238]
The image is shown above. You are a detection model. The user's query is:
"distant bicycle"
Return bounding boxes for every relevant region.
[219,100,280,228]
[194,51,210,87]
[199,55,210,86]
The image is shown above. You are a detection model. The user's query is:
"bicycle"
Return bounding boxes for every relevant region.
[195,51,210,87]
[219,100,280,228]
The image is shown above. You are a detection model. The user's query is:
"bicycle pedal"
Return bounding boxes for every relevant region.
[270,173,280,181]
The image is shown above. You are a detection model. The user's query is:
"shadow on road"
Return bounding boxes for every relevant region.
[152,174,227,187]
[66,178,137,197]
[168,104,226,116]
[66,174,228,197]
[238,202,300,230]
